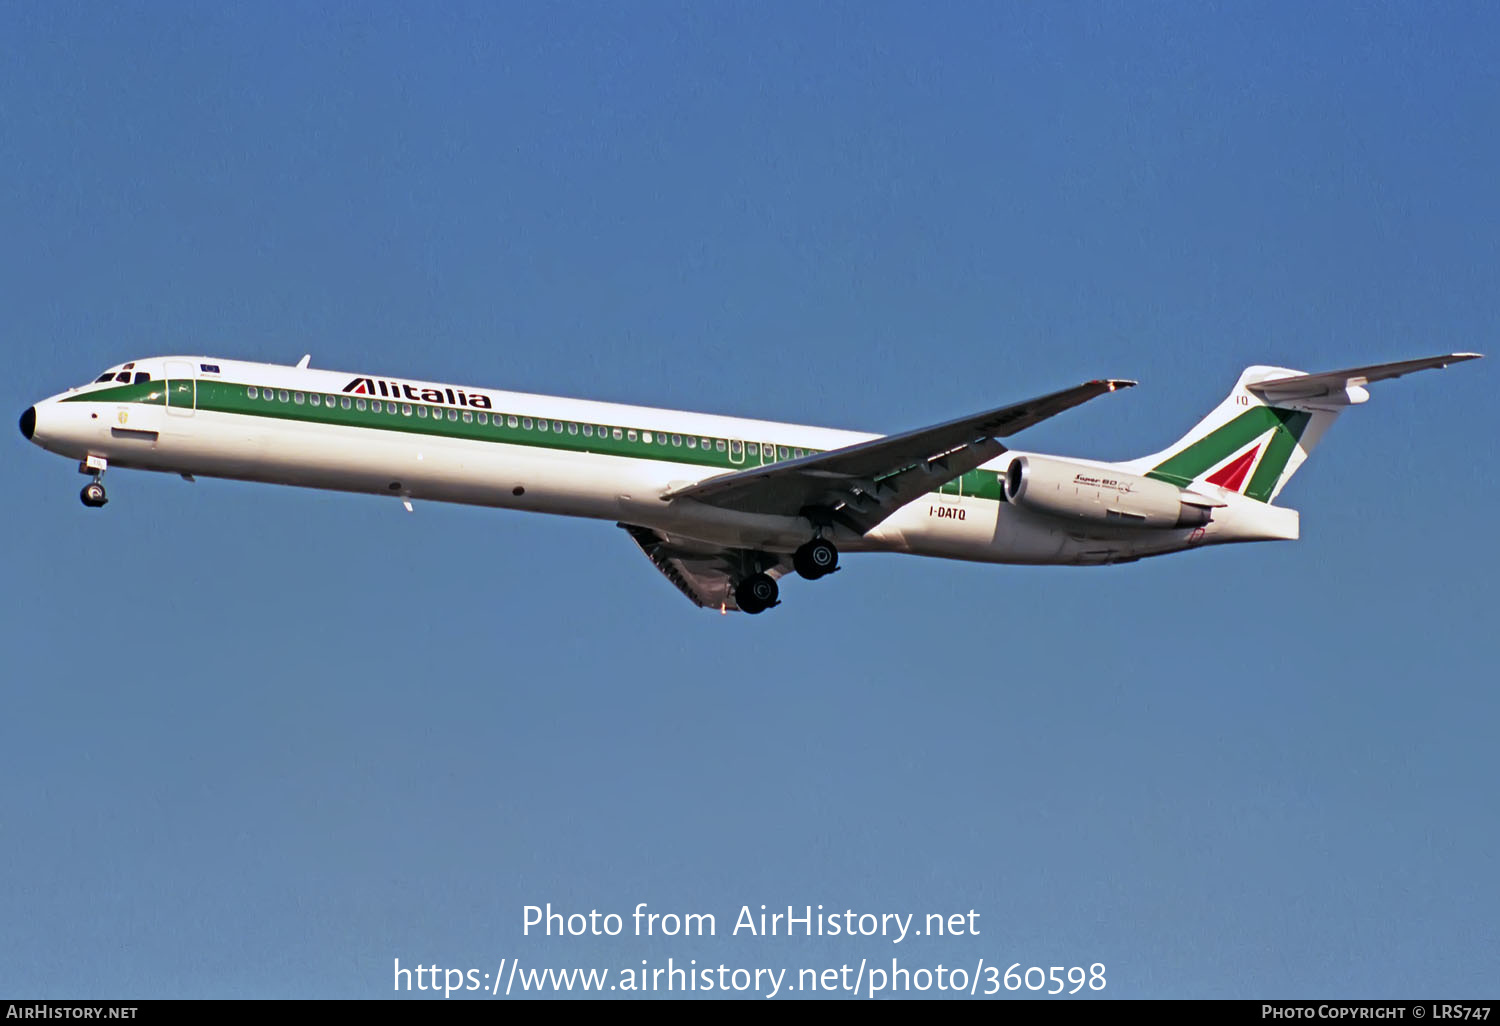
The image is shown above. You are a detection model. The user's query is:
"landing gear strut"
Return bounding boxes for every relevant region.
[79,456,109,508]
[794,538,839,580]
[734,573,779,615]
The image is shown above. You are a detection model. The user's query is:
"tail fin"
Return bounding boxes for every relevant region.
[1116,353,1481,504]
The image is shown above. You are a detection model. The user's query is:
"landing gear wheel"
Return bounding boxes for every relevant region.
[734,573,779,614]
[794,538,839,580]
[80,481,108,508]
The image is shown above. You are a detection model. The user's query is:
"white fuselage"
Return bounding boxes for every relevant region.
[22,356,1295,567]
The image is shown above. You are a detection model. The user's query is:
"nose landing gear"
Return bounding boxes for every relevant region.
[78,455,108,508]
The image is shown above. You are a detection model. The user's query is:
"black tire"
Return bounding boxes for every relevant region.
[735,573,779,614]
[794,538,838,579]
[80,482,107,508]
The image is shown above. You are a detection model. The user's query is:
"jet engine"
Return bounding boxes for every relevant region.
[1003,455,1214,529]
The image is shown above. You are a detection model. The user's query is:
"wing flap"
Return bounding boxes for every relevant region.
[619,523,787,611]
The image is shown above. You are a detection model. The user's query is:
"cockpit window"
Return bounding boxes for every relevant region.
[114,372,132,382]
[134,372,151,384]
[95,373,115,383]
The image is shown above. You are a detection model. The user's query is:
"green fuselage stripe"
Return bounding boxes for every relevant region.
[68,379,1008,501]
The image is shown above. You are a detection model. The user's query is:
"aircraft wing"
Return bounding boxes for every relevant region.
[660,379,1134,534]
[618,523,786,612]
[1248,353,1482,403]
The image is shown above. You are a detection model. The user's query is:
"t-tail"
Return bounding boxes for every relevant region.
[1114,353,1482,505]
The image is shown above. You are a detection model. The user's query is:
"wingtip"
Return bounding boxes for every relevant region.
[1103,379,1138,392]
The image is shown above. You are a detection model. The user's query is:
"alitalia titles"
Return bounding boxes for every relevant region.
[343,376,492,410]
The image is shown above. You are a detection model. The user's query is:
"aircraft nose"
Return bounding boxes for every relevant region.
[19,406,36,441]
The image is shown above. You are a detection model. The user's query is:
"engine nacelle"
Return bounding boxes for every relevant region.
[1003,456,1213,530]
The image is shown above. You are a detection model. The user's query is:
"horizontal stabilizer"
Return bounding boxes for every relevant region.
[1248,352,1481,405]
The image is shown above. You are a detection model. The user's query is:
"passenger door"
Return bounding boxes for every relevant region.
[165,360,196,417]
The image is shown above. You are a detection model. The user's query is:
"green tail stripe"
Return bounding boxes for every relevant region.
[1147,406,1309,493]
[1243,410,1310,501]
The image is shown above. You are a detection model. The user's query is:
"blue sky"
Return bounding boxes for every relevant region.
[3,1,1496,999]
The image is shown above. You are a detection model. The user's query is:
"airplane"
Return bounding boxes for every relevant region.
[19,351,1480,613]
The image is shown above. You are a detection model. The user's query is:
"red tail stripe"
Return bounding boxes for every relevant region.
[1205,444,1261,492]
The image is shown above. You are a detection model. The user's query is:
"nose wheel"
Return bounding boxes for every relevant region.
[80,481,108,508]
[734,573,779,615]
[794,538,839,580]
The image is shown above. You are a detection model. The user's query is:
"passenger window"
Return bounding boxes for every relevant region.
[568,423,578,435]
[278,390,290,402]
[326,396,336,406]
[477,412,487,425]
[356,398,366,411]
[247,387,258,399]
[716,440,726,452]
[686,437,697,448]
[522,418,533,429]
[730,440,743,455]
[778,446,788,459]
[794,448,804,458]
[341,397,352,409]
[507,415,518,428]
[627,430,637,442]
[447,409,457,421]
[551,421,562,433]
[417,406,428,418]
[294,392,305,404]
[537,419,548,432]
[582,424,593,437]
[671,434,682,446]
[612,428,623,440]
[462,411,472,423]
[310,394,321,406]
[403,404,413,416]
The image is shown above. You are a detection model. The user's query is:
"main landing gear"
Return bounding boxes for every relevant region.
[734,538,840,615]
[793,538,839,580]
[734,573,779,615]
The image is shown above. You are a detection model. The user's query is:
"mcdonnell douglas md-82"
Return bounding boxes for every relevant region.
[19,351,1480,613]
